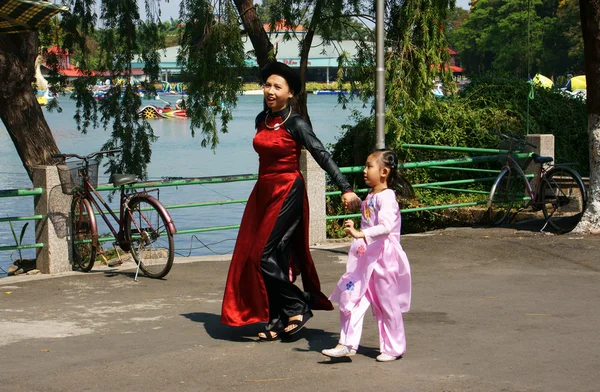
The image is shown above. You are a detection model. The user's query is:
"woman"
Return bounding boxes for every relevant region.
[221,61,361,340]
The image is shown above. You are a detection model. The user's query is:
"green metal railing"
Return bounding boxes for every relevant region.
[327,145,533,220]
[1,144,534,252]
[94,173,257,192]
[0,188,43,197]
[0,188,45,252]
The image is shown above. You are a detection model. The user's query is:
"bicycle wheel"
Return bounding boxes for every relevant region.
[488,168,527,225]
[540,167,587,233]
[70,195,97,272]
[125,197,174,278]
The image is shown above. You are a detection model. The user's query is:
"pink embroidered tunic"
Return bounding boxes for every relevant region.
[330,189,411,315]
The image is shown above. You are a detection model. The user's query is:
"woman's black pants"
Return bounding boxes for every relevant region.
[259,177,309,327]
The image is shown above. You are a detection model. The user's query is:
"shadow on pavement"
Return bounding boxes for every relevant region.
[181,312,257,342]
[471,218,556,234]
[285,326,380,362]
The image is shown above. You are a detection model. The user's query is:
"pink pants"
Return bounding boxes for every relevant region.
[338,277,407,357]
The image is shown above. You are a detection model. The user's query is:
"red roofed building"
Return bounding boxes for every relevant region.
[449,48,464,74]
[41,45,145,81]
[263,19,306,33]
[41,46,89,79]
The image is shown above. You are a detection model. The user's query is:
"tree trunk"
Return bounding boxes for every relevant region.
[232,0,317,123]
[293,27,316,125]
[0,32,60,182]
[294,0,326,125]
[574,0,600,233]
[232,0,273,69]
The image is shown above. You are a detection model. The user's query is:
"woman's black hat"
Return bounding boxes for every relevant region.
[261,61,302,96]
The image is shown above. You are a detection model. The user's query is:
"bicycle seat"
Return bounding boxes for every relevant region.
[531,153,553,164]
[109,174,139,186]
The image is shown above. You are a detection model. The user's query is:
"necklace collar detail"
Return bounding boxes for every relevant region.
[265,107,292,130]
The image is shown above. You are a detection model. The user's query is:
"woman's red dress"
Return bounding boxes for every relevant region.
[221,109,344,326]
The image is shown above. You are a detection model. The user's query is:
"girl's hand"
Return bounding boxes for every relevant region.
[342,192,361,211]
[343,219,364,239]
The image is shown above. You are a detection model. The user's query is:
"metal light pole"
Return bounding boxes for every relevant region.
[375,0,385,149]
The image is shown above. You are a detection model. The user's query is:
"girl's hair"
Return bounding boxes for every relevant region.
[371,149,414,198]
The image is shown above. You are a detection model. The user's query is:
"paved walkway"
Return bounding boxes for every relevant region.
[1,225,599,392]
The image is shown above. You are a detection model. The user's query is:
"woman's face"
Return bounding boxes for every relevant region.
[263,74,293,112]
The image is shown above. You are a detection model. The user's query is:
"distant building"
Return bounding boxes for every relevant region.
[448,48,464,76]
[40,46,85,82]
[44,24,465,85]
[133,21,362,84]
[150,35,463,84]
[40,45,145,83]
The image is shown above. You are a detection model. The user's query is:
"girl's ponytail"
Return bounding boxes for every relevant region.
[373,149,414,199]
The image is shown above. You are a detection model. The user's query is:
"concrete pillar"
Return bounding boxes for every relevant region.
[299,149,327,245]
[524,134,555,189]
[32,165,72,274]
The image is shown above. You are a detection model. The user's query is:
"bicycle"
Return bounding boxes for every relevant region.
[487,133,587,233]
[52,149,177,279]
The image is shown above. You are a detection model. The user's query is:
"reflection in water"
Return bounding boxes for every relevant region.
[0,94,370,275]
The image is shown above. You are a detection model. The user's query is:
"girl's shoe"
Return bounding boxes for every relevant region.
[376,353,398,362]
[321,344,356,358]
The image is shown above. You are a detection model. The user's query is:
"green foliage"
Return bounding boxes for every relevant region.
[178,0,245,149]
[461,72,588,174]
[8,221,29,261]
[338,0,456,143]
[333,73,588,173]
[329,72,588,234]
[55,0,168,179]
[453,0,583,77]
[259,0,368,40]
[541,0,585,75]
[35,0,381,176]
[445,6,470,48]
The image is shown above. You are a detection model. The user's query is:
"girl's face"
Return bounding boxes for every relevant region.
[263,74,293,112]
[363,153,389,190]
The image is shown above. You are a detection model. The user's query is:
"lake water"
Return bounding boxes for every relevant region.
[0,93,370,276]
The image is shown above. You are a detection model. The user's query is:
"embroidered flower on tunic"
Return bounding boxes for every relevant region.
[356,245,366,255]
[363,202,371,221]
[345,281,355,291]
[363,196,375,224]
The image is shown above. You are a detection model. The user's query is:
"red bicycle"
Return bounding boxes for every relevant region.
[53,149,176,278]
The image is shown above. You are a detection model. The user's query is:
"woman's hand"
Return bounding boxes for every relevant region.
[342,191,361,211]
[343,219,364,239]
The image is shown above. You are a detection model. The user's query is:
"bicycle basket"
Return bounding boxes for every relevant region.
[57,160,99,194]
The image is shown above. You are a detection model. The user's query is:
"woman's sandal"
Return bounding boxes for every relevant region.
[283,310,313,336]
[257,318,285,341]
[257,330,280,341]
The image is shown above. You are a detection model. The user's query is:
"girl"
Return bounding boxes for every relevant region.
[322,149,413,361]
[221,61,361,340]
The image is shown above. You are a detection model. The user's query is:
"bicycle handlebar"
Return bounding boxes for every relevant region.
[52,148,123,161]
[492,132,537,149]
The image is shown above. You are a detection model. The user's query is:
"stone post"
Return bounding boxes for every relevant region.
[299,149,327,245]
[524,134,555,189]
[32,165,72,274]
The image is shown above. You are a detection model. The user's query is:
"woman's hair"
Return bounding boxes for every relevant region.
[371,149,414,199]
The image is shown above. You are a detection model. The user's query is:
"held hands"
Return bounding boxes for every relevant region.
[341,191,361,211]
[343,219,364,239]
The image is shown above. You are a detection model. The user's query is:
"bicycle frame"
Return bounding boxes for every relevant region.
[79,172,176,253]
[488,156,530,207]
[487,149,555,210]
